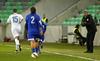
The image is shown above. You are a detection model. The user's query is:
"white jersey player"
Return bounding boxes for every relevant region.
[7,9,23,53]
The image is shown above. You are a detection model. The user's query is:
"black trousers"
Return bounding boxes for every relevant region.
[77,37,86,46]
[86,32,96,52]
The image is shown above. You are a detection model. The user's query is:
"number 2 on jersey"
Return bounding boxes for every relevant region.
[12,16,18,23]
[31,16,35,24]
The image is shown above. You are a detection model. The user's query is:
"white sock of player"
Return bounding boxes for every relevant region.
[15,39,20,50]
[16,45,18,51]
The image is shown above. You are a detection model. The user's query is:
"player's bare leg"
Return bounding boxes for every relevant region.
[35,41,39,53]
[35,41,39,48]
[30,40,39,53]
[30,41,36,49]
[30,40,37,53]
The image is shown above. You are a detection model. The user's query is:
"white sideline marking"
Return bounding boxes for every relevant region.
[44,51,100,61]
[3,45,100,61]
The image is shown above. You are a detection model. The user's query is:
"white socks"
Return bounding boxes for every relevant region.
[15,39,20,50]
[16,45,19,50]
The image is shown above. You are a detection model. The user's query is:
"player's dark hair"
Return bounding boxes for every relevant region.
[75,24,80,28]
[30,7,36,14]
[84,11,88,13]
[13,9,17,13]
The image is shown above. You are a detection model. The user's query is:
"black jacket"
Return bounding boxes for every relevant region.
[82,15,97,33]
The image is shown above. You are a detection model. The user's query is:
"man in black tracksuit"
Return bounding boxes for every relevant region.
[81,11,97,53]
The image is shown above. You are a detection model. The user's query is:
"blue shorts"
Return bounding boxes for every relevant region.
[39,34,44,41]
[34,34,44,42]
[28,34,44,41]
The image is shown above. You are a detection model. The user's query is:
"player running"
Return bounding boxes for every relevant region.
[36,20,47,54]
[25,7,43,57]
[7,9,23,53]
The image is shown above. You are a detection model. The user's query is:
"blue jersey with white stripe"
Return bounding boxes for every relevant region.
[41,20,46,33]
[25,14,42,36]
[36,21,47,41]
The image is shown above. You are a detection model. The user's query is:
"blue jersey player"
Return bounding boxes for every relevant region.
[25,7,43,57]
[38,20,46,42]
[36,20,47,54]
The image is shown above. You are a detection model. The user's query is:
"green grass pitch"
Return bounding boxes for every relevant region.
[0,42,100,61]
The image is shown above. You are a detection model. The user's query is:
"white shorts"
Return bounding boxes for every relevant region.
[11,26,22,38]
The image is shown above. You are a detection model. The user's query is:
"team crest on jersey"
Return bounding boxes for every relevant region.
[87,19,89,21]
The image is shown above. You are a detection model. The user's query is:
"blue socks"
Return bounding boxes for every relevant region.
[31,47,41,53]
[36,48,38,53]
[38,47,41,53]
[39,42,41,45]
[31,48,35,53]
[36,47,41,53]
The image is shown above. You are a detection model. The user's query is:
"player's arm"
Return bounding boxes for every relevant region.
[40,27,43,36]
[38,16,43,36]
[7,16,11,24]
[39,20,43,36]
[19,15,23,23]
[41,20,47,33]
[25,16,28,31]
[5,16,11,26]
